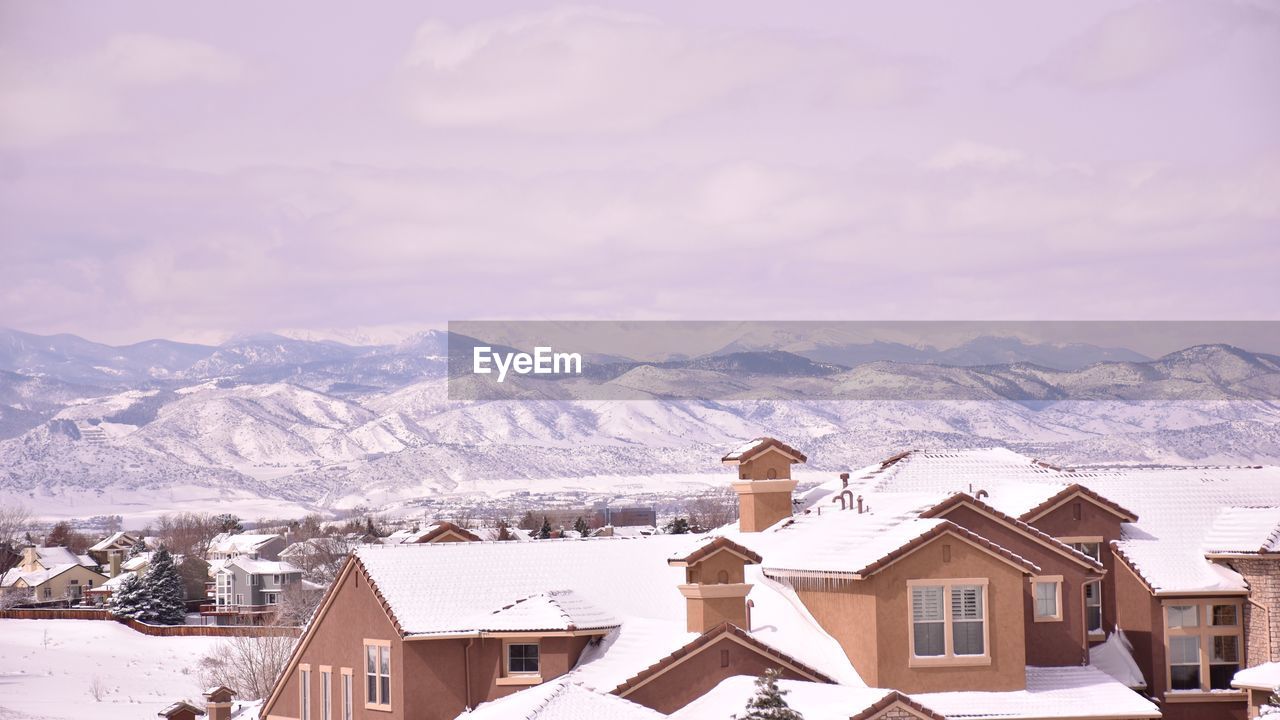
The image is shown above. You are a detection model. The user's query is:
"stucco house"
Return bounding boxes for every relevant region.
[1,546,107,604]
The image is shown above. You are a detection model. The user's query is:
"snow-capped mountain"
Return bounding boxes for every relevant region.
[1,329,1277,518]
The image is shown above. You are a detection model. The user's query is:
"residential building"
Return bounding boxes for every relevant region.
[1,546,107,604]
[208,533,287,561]
[203,557,303,625]
[87,531,142,565]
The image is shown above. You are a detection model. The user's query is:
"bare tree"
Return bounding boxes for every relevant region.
[272,582,326,627]
[0,587,33,609]
[685,489,738,532]
[155,512,220,559]
[288,536,354,585]
[0,502,31,543]
[197,632,297,700]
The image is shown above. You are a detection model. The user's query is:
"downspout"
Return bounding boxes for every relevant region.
[464,638,474,709]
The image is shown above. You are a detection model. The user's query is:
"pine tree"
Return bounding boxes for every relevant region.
[573,516,589,537]
[664,517,690,534]
[127,539,146,558]
[139,546,187,625]
[538,517,552,540]
[213,513,243,534]
[734,669,803,720]
[109,573,147,620]
[496,522,513,541]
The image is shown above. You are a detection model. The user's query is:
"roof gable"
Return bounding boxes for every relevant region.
[848,691,945,720]
[921,493,1105,572]
[415,521,482,543]
[667,536,762,567]
[852,521,1040,579]
[610,622,833,698]
[721,437,807,465]
[472,590,620,633]
[1020,484,1138,524]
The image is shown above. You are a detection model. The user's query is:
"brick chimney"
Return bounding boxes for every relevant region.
[669,537,763,633]
[108,550,122,578]
[203,686,235,720]
[722,438,807,532]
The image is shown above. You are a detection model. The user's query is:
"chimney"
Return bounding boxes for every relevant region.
[669,537,761,634]
[722,438,807,532]
[21,547,38,571]
[203,686,235,720]
[109,551,122,578]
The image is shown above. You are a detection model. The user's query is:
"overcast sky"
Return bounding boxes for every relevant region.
[1,0,1278,345]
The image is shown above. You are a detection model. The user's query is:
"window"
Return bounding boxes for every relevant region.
[265,593,278,605]
[43,587,52,599]
[1083,580,1102,634]
[951,585,984,656]
[364,641,391,708]
[1070,542,1102,561]
[1033,577,1062,622]
[215,573,232,605]
[908,579,989,665]
[1164,600,1243,694]
[273,574,281,584]
[507,643,540,675]
[911,585,945,656]
[300,668,311,720]
[342,671,352,720]
[321,670,331,720]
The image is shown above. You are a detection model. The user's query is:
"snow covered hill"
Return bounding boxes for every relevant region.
[1,333,1278,518]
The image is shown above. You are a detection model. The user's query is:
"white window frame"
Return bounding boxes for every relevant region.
[1032,575,1063,622]
[363,639,391,710]
[907,578,992,667]
[299,666,311,720]
[320,668,331,720]
[340,668,353,720]
[1083,579,1103,636]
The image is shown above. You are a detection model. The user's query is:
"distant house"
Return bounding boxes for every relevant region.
[381,522,482,545]
[208,533,287,561]
[86,550,167,604]
[1,547,106,604]
[203,557,303,625]
[87,531,142,565]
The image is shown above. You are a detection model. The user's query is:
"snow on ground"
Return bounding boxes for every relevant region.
[0,620,221,719]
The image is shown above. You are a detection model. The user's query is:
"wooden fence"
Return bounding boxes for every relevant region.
[0,609,301,637]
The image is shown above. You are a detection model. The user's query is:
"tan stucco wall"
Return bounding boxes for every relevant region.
[738,449,794,480]
[20,565,106,601]
[735,486,794,533]
[795,532,1027,692]
[686,550,747,585]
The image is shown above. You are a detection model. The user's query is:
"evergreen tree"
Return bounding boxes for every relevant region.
[734,669,803,720]
[109,573,148,620]
[538,517,552,540]
[664,517,690,534]
[127,539,147,558]
[139,546,187,625]
[573,516,589,537]
[213,513,243,534]
[496,522,513,541]
[517,511,539,531]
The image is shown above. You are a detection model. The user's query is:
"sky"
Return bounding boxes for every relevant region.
[1,0,1278,345]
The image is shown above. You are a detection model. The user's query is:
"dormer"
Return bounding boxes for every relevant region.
[722,438,807,532]
[668,537,763,633]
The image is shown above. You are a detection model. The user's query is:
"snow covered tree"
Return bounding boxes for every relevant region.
[664,517,690,535]
[109,573,148,620]
[214,513,243,534]
[538,517,552,540]
[139,546,187,625]
[573,516,589,537]
[733,669,803,720]
[127,539,146,558]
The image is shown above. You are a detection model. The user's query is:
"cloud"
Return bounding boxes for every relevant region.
[399,6,928,132]
[1034,0,1280,90]
[0,33,243,148]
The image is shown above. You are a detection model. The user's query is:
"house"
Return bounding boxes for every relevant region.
[1231,662,1279,718]
[259,439,1178,720]
[0,547,107,604]
[208,533,287,561]
[87,530,142,564]
[159,701,206,720]
[85,550,163,604]
[203,557,304,625]
[380,522,482,545]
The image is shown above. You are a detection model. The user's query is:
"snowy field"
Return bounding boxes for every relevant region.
[0,619,222,719]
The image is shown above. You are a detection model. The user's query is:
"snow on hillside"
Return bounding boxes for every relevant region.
[0,620,221,720]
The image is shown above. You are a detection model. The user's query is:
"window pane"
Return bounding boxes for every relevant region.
[913,621,944,656]
[379,646,390,704]
[1072,542,1101,561]
[1169,635,1200,665]
[343,675,352,720]
[1167,605,1198,628]
[366,646,377,703]
[1035,582,1058,617]
[1211,605,1237,626]
[1170,664,1200,691]
[953,620,985,655]
[1212,635,1239,663]
[950,586,983,621]
[508,643,541,673]
[1209,663,1239,690]
[912,586,944,622]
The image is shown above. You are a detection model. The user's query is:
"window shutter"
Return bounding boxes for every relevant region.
[912,586,944,622]
[951,585,983,620]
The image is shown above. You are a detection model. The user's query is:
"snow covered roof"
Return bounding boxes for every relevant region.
[1088,629,1146,689]
[1202,507,1280,554]
[224,558,301,575]
[852,448,1280,594]
[88,531,138,552]
[158,700,206,718]
[31,546,97,568]
[1233,661,1280,691]
[208,533,282,554]
[456,679,664,720]
[721,437,807,464]
[2,562,102,588]
[913,666,1161,719]
[668,677,901,720]
[477,590,620,633]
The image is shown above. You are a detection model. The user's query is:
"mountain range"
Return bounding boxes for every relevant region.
[1,327,1278,518]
